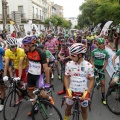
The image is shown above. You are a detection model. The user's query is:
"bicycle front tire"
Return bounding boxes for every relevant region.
[106,86,120,115]
[32,100,63,120]
[72,111,79,120]
[3,90,20,120]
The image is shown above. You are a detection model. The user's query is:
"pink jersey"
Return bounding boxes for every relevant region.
[59,48,70,57]
[45,41,56,54]
[51,38,58,45]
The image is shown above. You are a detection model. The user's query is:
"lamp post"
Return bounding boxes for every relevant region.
[2,0,7,30]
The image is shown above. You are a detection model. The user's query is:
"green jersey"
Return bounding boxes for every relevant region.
[45,50,55,62]
[116,49,120,56]
[92,48,109,66]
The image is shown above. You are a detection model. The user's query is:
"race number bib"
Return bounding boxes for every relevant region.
[28,61,41,75]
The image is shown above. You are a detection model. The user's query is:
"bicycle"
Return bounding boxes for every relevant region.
[86,40,92,61]
[61,95,90,120]
[31,88,63,120]
[60,58,66,82]
[3,77,54,120]
[89,68,105,111]
[106,70,120,115]
[60,58,71,82]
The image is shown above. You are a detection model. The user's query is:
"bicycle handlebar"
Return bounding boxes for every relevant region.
[63,96,90,101]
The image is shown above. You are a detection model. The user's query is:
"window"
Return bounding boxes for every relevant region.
[18,6,23,13]
[36,8,38,18]
[32,6,34,18]
[18,6,24,17]
[40,10,41,19]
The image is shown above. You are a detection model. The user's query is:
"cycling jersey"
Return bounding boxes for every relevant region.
[27,48,46,75]
[59,48,70,57]
[45,40,56,54]
[86,36,94,40]
[0,47,4,70]
[46,50,55,62]
[51,38,58,45]
[92,48,109,66]
[5,48,27,69]
[65,60,94,92]
[116,49,120,56]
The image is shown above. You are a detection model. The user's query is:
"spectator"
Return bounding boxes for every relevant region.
[113,31,119,52]
[11,31,16,38]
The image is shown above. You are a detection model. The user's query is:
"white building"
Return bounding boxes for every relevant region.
[0,0,46,33]
[66,17,78,29]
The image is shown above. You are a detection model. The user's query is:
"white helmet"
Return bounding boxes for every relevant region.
[6,37,17,46]
[70,43,86,55]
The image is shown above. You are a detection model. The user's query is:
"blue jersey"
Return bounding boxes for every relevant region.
[0,47,4,70]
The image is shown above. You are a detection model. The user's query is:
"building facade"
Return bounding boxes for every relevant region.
[0,0,64,33]
[53,4,63,17]
[66,17,78,29]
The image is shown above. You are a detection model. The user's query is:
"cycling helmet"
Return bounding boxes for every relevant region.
[98,38,105,44]
[70,43,86,55]
[51,32,54,36]
[47,34,52,39]
[76,35,81,39]
[68,38,73,42]
[58,32,63,36]
[81,39,87,43]
[6,37,17,46]
[27,31,31,34]
[22,36,37,44]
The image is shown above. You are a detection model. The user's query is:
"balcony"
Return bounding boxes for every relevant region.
[32,14,42,21]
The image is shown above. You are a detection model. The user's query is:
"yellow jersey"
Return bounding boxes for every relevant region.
[86,36,94,40]
[5,48,27,69]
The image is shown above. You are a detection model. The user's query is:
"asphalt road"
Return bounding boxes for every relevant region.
[0,69,120,120]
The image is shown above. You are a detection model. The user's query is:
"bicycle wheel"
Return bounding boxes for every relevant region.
[60,64,65,82]
[72,111,79,120]
[32,100,63,120]
[3,90,20,120]
[106,86,120,115]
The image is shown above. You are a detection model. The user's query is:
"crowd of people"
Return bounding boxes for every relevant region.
[0,28,120,120]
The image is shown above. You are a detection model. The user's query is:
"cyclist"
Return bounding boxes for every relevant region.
[58,43,71,95]
[0,47,5,111]
[22,36,54,116]
[109,49,120,87]
[45,34,61,80]
[3,37,27,103]
[37,44,55,79]
[91,38,109,105]
[64,43,94,120]
[3,37,27,83]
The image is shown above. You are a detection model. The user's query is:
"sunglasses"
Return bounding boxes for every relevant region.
[10,45,17,48]
[71,54,77,57]
[23,44,29,47]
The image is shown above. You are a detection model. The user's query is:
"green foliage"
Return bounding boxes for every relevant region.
[44,15,72,29]
[78,0,120,28]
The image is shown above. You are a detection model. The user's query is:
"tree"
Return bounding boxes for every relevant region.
[77,0,120,28]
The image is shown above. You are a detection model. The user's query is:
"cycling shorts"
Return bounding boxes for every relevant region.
[27,73,40,87]
[94,65,105,80]
[65,91,88,107]
[0,69,4,85]
[15,69,27,83]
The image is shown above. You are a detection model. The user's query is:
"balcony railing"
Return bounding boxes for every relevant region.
[32,14,43,21]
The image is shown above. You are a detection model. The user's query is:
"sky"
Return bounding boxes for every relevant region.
[52,0,85,18]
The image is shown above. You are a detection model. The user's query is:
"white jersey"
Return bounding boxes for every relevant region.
[65,60,94,92]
